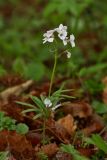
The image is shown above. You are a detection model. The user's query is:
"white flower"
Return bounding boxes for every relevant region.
[69,34,75,47]
[63,37,68,46]
[43,30,55,44]
[56,24,67,40]
[58,31,67,40]
[43,25,75,48]
[66,51,71,58]
[44,98,52,107]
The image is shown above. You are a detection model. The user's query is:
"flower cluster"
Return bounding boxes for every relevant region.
[43,24,75,48]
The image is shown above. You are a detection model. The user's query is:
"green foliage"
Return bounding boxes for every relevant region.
[0,112,16,131]
[0,65,6,76]
[0,111,29,134]
[24,62,46,81]
[0,151,9,160]
[0,0,107,81]
[17,95,50,120]
[79,63,107,77]
[85,134,107,153]
[37,151,48,160]
[91,150,106,160]
[49,88,75,107]
[60,144,89,160]
[44,0,93,17]
[83,79,104,95]
[16,123,29,135]
[92,101,107,114]
[17,86,74,120]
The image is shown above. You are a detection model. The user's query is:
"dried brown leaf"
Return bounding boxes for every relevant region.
[62,102,93,118]
[57,114,76,135]
[40,143,58,157]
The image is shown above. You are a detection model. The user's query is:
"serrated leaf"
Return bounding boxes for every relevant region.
[16,123,29,135]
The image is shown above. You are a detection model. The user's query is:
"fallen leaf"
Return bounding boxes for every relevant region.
[82,114,104,136]
[41,143,58,157]
[62,102,93,118]
[57,114,76,135]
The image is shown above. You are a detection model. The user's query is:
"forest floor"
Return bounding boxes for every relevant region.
[0,74,107,160]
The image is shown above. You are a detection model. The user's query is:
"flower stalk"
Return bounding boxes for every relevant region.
[43,24,75,96]
[42,119,46,145]
[49,50,58,96]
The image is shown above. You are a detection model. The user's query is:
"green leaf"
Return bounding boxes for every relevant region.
[0,65,6,76]
[91,134,107,153]
[92,101,107,114]
[16,123,29,135]
[85,134,107,153]
[22,108,36,114]
[24,62,45,81]
[0,151,9,160]
[33,113,42,120]
[60,144,89,160]
[30,96,46,112]
[0,112,5,119]
[79,63,107,77]
[30,96,44,108]
[84,79,104,95]
[30,96,49,118]
[16,101,36,109]
[12,58,25,74]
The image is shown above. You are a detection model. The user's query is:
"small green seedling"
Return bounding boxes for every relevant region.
[0,111,29,135]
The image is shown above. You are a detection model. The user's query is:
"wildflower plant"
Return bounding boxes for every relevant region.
[17,24,75,144]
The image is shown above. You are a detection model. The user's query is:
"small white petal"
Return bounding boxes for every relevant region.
[58,31,67,40]
[48,37,54,42]
[56,24,68,40]
[43,29,55,44]
[71,41,75,47]
[59,24,63,30]
[47,30,54,37]
[59,24,67,30]
[43,30,54,37]
[43,39,46,44]
[70,34,75,41]
[70,34,75,47]
[44,98,52,107]
[43,36,54,43]
[63,39,67,45]
[52,103,61,111]
[67,51,71,58]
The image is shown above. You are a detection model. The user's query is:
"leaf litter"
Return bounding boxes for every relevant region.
[0,74,107,160]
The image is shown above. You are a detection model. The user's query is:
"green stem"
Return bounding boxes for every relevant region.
[42,119,46,145]
[49,51,58,96]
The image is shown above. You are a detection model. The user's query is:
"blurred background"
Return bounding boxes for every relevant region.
[0,0,107,84]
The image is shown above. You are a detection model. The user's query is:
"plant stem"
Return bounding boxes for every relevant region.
[49,51,58,96]
[42,119,46,145]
